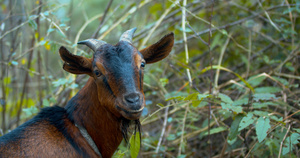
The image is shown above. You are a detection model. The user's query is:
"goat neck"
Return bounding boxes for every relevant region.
[65,77,123,158]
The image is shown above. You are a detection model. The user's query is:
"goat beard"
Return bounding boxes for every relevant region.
[120,118,141,143]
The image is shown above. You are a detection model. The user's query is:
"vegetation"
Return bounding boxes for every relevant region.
[0,0,299,157]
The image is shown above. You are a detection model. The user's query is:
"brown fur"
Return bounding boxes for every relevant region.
[0,115,99,157]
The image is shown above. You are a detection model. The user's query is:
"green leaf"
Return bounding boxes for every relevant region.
[238,113,254,131]
[29,67,35,77]
[271,76,289,86]
[232,98,248,106]
[184,93,199,101]
[253,110,269,117]
[221,29,228,35]
[22,106,38,119]
[256,117,271,143]
[211,33,222,49]
[70,83,78,89]
[203,126,227,136]
[283,7,294,14]
[167,134,176,141]
[157,103,164,107]
[29,15,38,20]
[274,18,292,24]
[39,40,46,45]
[253,93,277,101]
[59,23,67,27]
[165,91,188,101]
[130,132,140,158]
[247,75,266,87]
[43,99,50,107]
[282,133,300,155]
[193,94,209,107]
[254,87,281,94]
[253,102,277,109]
[165,96,184,101]
[199,101,208,108]
[159,78,169,87]
[177,25,193,33]
[192,100,202,107]
[269,115,282,122]
[220,103,230,111]
[244,19,256,28]
[11,61,18,65]
[3,77,11,84]
[52,78,68,87]
[218,93,233,104]
[43,11,49,16]
[294,128,300,133]
[47,28,55,33]
[115,152,124,158]
[198,94,209,100]
[221,102,243,113]
[227,137,237,145]
[228,114,243,141]
[49,97,56,104]
[26,98,35,107]
[28,19,37,30]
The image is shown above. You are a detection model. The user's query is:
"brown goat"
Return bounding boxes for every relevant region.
[0,28,174,157]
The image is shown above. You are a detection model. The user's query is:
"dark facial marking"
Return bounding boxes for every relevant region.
[139,69,143,90]
[97,42,142,96]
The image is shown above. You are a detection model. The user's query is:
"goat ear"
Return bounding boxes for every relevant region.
[140,32,174,64]
[59,46,93,76]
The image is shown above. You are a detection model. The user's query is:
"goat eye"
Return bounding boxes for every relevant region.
[141,62,145,68]
[94,70,101,77]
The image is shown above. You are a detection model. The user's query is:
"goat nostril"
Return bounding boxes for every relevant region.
[125,93,140,104]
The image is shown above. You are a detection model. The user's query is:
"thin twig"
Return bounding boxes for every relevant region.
[284,0,295,60]
[74,13,103,54]
[98,0,152,42]
[178,104,189,156]
[274,72,300,80]
[139,0,175,49]
[171,120,217,145]
[181,0,192,87]
[214,33,231,91]
[275,45,300,71]
[13,1,36,125]
[186,22,208,46]
[0,4,65,40]
[246,30,251,79]
[155,102,170,153]
[257,0,281,32]
[175,4,299,45]
[92,0,114,39]
[278,124,291,158]
[36,0,43,108]
[208,1,215,157]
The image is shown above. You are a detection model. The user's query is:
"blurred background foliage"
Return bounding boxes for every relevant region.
[0,0,300,157]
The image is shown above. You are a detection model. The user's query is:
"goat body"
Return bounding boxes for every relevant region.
[0,28,174,157]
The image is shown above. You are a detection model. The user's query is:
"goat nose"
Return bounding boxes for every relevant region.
[124,93,140,104]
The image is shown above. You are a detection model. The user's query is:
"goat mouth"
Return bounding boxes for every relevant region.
[116,105,144,120]
[116,105,144,113]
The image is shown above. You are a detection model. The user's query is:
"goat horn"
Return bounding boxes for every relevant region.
[77,39,107,52]
[119,27,137,44]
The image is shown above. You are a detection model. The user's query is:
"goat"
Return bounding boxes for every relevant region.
[0,28,174,157]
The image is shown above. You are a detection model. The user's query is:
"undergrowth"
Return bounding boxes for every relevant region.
[0,0,299,157]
